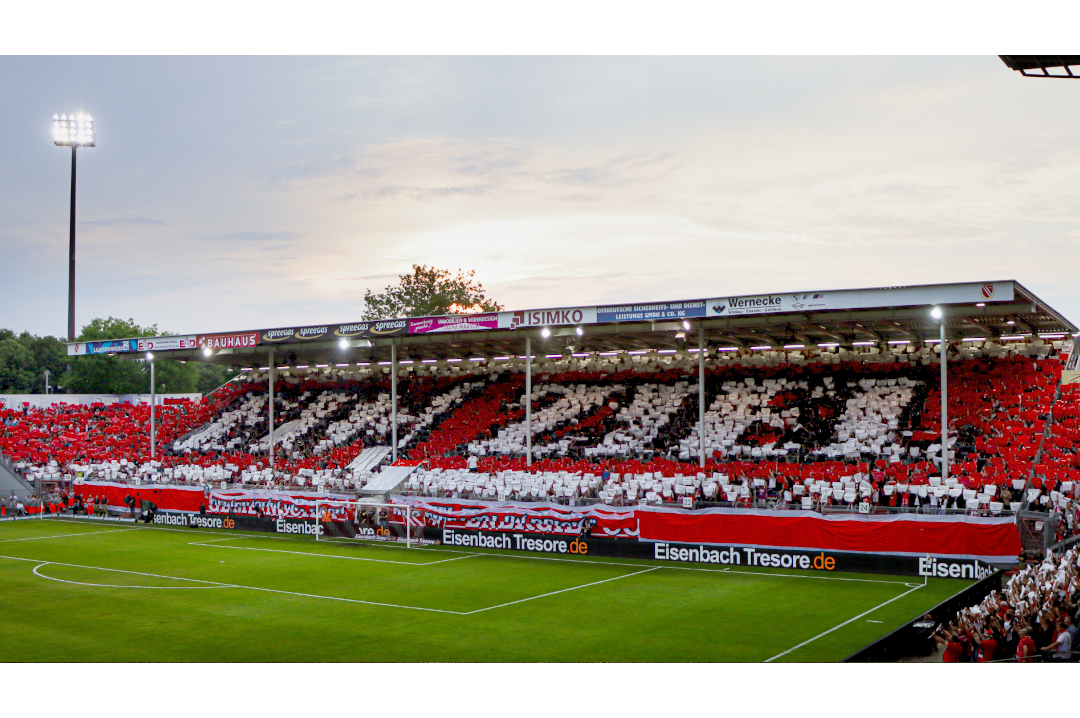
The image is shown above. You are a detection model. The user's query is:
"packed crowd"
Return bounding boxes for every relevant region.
[935,546,1080,662]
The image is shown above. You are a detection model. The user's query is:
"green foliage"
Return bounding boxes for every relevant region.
[362,264,503,320]
[0,339,37,393]
[196,362,240,395]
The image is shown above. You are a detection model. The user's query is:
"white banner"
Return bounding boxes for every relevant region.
[137,336,197,352]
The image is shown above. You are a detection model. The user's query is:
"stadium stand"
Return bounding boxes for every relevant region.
[4,336,1079,521]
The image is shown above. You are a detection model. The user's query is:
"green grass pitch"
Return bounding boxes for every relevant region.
[0,517,970,662]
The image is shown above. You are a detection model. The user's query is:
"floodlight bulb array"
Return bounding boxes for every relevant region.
[53,113,95,147]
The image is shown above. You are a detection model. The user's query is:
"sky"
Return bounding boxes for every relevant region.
[2,55,1080,339]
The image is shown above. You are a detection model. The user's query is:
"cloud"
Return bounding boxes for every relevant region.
[79,216,167,228]
[204,231,303,242]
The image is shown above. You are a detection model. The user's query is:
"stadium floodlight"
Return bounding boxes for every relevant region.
[145,352,153,360]
[338,338,349,350]
[203,347,212,357]
[540,327,551,338]
[930,306,942,319]
[53,113,95,342]
[575,326,583,336]
[682,320,691,331]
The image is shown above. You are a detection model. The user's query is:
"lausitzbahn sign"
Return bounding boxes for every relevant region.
[66,280,1033,356]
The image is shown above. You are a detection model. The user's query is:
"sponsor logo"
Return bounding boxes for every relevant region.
[154,513,235,529]
[372,320,407,335]
[262,328,296,342]
[275,518,322,535]
[198,333,260,350]
[442,529,589,554]
[335,323,371,336]
[654,543,837,570]
[789,293,825,310]
[981,284,994,300]
[508,309,588,329]
[918,557,994,580]
[296,326,328,340]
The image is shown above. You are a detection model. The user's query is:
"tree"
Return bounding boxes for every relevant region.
[362,265,503,319]
[16,332,66,393]
[0,339,37,393]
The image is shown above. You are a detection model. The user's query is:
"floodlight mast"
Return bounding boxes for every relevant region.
[53,113,95,342]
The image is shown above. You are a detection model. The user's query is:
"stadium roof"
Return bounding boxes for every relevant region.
[65,280,1077,367]
[999,55,1080,78]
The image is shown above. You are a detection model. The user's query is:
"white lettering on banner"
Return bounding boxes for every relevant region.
[918,557,994,580]
[275,518,322,536]
[653,543,846,571]
[198,333,260,350]
[442,529,512,549]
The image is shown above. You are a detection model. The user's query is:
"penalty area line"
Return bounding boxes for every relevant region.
[763,582,925,663]
[463,566,661,615]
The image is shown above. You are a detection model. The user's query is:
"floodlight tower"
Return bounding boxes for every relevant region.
[53,113,96,342]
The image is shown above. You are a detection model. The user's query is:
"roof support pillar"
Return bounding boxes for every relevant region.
[699,325,706,470]
[526,335,532,468]
[940,320,949,482]
[391,343,398,464]
[268,349,275,469]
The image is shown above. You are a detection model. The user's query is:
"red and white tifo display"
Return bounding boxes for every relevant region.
[9,332,1077,563]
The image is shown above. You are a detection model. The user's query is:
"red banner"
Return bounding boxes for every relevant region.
[75,481,205,512]
[395,498,640,538]
[636,508,1020,561]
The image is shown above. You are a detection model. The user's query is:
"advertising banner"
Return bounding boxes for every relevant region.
[596,300,707,323]
[395,497,640,537]
[136,336,197,352]
[335,320,408,338]
[261,326,332,343]
[635,508,1020,562]
[707,292,828,318]
[208,488,353,519]
[425,527,999,577]
[73,339,139,355]
[258,321,410,342]
[197,332,261,350]
[499,306,599,330]
[409,313,500,334]
[74,481,206,513]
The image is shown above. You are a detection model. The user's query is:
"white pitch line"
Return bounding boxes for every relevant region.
[763,583,925,663]
[186,539,478,566]
[32,563,231,589]
[463,566,661,615]
[0,553,465,615]
[0,528,139,543]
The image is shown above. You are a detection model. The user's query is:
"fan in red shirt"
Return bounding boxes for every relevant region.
[1016,629,1036,663]
[935,628,964,663]
[975,629,998,662]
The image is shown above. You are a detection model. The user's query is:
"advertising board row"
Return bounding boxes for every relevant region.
[67,282,1014,355]
[149,510,1001,578]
